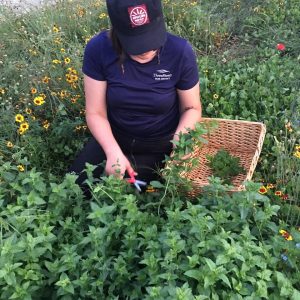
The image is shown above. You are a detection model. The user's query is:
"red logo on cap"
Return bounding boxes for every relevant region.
[128,4,150,27]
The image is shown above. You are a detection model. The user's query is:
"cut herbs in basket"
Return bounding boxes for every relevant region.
[206,148,246,184]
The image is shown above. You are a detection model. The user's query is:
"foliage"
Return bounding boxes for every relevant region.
[1,154,300,299]
[206,148,246,184]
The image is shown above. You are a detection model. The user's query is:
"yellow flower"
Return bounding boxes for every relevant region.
[275,191,283,197]
[64,57,71,64]
[99,12,107,19]
[25,108,32,114]
[33,96,45,106]
[54,38,62,44]
[294,151,300,159]
[6,141,14,148]
[0,88,5,94]
[31,88,37,94]
[29,49,37,56]
[59,90,68,98]
[84,36,92,44]
[67,67,78,75]
[52,59,61,64]
[66,74,73,83]
[43,120,50,129]
[20,122,29,131]
[52,25,60,33]
[18,127,26,135]
[60,48,66,53]
[15,114,25,123]
[42,76,50,84]
[17,165,25,172]
[213,94,219,100]
[266,183,275,189]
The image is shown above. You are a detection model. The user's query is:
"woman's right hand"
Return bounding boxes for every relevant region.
[105,151,136,179]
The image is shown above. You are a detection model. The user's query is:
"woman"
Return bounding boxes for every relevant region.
[69,0,202,189]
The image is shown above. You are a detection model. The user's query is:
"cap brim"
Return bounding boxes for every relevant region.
[116,19,167,55]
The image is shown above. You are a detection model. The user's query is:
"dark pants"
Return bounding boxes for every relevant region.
[68,130,173,189]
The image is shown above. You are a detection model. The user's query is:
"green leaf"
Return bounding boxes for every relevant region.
[184,269,203,281]
[219,274,231,288]
[239,206,249,220]
[216,255,229,266]
[204,258,216,271]
[291,289,300,300]
[27,190,46,206]
[149,181,164,188]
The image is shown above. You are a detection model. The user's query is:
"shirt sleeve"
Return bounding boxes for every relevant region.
[175,41,199,90]
[82,34,106,81]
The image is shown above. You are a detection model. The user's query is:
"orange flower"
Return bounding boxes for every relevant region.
[42,76,50,84]
[275,191,283,197]
[31,88,37,94]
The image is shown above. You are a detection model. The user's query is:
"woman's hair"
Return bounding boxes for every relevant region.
[109,27,126,74]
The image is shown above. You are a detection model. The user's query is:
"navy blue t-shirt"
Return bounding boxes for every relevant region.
[82,30,199,139]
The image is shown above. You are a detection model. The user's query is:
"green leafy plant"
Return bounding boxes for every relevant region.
[206,148,246,184]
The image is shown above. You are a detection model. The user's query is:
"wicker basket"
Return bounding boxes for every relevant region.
[180,118,266,195]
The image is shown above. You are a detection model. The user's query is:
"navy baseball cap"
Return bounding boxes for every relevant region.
[106,0,167,55]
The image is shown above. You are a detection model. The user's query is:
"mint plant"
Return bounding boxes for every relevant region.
[207,148,246,185]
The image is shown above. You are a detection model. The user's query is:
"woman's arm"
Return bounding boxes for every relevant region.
[84,75,135,177]
[173,81,202,142]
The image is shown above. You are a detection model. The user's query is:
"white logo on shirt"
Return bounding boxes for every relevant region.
[153,69,172,80]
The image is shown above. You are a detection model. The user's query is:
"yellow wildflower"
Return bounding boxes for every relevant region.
[54,38,62,44]
[18,127,26,135]
[6,141,14,148]
[25,108,32,114]
[20,122,29,131]
[294,151,300,159]
[42,76,50,84]
[15,114,25,123]
[52,25,60,33]
[266,183,275,189]
[0,88,5,94]
[99,12,107,19]
[213,94,219,100]
[43,120,50,129]
[64,57,71,64]
[17,165,25,172]
[33,96,45,106]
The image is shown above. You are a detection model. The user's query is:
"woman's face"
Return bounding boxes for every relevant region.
[129,50,158,64]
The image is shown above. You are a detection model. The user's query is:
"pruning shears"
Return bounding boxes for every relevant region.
[126,172,147,192]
